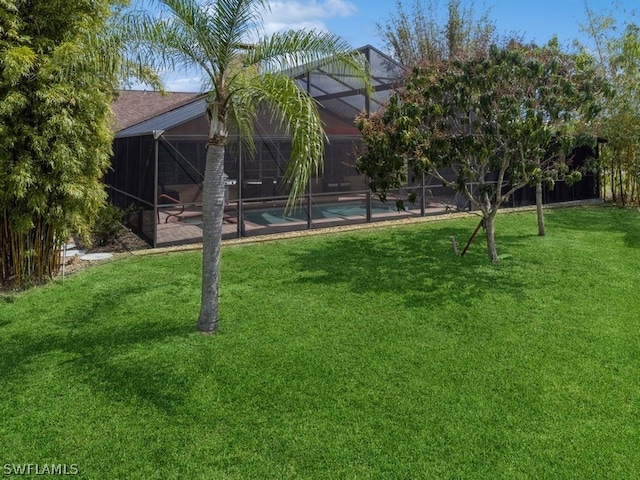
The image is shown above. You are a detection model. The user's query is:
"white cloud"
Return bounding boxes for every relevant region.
[259,0,358,35]
[165,76,204,93]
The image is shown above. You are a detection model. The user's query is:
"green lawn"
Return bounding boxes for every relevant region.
[1,205,640,479]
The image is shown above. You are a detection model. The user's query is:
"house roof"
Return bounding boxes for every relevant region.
[116,98,207,137]
[113,45,404,138]
[293,45,404,121]
[112,90,202,132]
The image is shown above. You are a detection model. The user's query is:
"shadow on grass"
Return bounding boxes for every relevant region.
[2,276,200,414]
[545,205,640,249]
[288,221,530,311]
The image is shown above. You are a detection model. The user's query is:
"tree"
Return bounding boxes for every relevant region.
[581,7,640,205]
[356,43,606,263]
[126,0,371,333]
[376,0,496,67]
[523,39,608,236]
[0,0,132,288]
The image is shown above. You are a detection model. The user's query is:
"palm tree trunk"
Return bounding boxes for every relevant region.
[536,181,545,236]
[198,122,227,333]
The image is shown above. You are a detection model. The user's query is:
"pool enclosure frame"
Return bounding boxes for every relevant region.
[107,45,601,247]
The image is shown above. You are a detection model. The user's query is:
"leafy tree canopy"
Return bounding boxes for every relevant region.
[356,41,609,263]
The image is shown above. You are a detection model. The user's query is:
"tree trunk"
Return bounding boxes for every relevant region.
[618,163,625,205]
[610,158,616,203]
[198,118,227,333]
[484,213,499,264]
[535,181,545,236]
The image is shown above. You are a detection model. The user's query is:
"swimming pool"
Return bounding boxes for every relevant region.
[242,201,396,226]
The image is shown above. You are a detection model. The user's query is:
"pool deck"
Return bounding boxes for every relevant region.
[156,218,240,247]
[155,194,439,246]
[155,206,444,247]
[143,199,605,252]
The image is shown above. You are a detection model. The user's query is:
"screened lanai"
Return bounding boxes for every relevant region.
[109,45,412,247]
[107,45,600,247]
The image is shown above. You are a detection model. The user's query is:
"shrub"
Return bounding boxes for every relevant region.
[91,203,126,247]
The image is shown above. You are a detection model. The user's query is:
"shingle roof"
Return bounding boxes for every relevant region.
[116,98,207,138]
[112,90,201,132]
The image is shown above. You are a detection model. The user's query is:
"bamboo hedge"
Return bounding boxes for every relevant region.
[0,0,118,289]
[1,212,62,287]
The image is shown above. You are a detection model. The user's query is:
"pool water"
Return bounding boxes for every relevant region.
[243,202,395,226]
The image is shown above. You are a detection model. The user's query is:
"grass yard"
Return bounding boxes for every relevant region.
[1,205,640,479]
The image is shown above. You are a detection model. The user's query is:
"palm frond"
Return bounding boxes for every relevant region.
[207,0,265,55]
[248,29,372,95]
[234,72,326,206]
[123,0,267,94]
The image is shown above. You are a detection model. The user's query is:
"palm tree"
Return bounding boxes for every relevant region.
[126,0,371,333]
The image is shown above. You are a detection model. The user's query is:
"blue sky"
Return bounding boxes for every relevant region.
[276,0,637,49]
[141,0,638,91]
